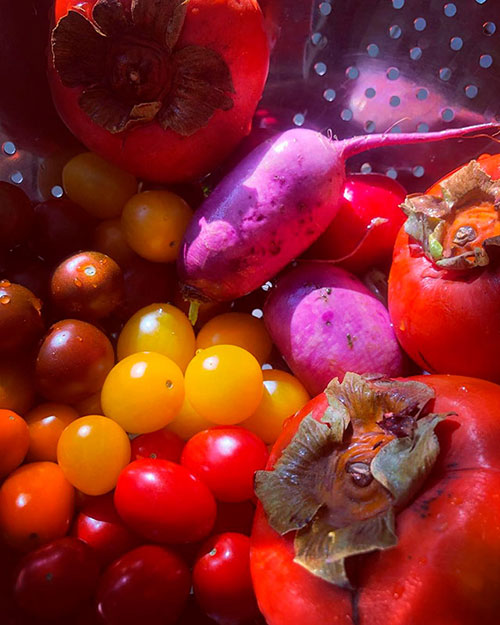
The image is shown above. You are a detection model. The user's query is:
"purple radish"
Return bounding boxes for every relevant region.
[178,123,499,305]
[263,262,405,395]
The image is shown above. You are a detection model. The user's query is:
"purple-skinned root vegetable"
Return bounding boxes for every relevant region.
[263,262,406,396]
[177,123,500,307]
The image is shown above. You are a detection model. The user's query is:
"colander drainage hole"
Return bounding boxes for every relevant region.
[410,47,422,60]
[465,84,479,98]
[387,67,400,80]
[323,88,336,102]
[483,22,496,36]
[2,141,16,156]
[51,185,64,198]
[341,109,353,121]
[417,122,429,132]
[479,54,493,68]
[413,166,425,178]
[293,113,305,127]
[392,0,405,9]
[360,163,372,174]
[441,108,455,121]
[10,171,23,184]
[367,43,379,57]
[386,168,398,179]
[389,25,402,39]
[444,3,457,17]
[450,37,463,51]
[414,17,427,31]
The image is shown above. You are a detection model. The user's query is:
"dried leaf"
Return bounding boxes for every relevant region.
[130,101,162,122]
[440,160,493,208]
[79,87,133,133]
[131,0,188,49]
[92,0,130,36]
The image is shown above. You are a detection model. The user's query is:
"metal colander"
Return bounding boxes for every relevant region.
[2,0,500,201]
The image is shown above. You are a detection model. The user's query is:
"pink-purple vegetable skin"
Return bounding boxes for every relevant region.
[263,262,405,395]
[178,123,499,303]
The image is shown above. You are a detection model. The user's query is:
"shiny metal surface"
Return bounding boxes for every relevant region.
[1,0,500,199]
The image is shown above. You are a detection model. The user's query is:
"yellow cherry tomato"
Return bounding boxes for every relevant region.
[185,345,263,425]
[121,190,193,263]
[241,369,310,444]
[166,396,214,441]
[196,312,273,364]
[25,403,79,462]
[117,303,195,372]
[57,415,131,496]
[62,152,137,219]
[101,352,184,433]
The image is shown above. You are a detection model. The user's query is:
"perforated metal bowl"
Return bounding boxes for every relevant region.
[1,0,500,200]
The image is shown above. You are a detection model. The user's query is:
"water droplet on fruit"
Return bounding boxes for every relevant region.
[0,295,11,304]
[459,386,468,393]
[165,380,173,389]
[74,278,83,287]
[209,548,217,557]
[84,265,97,276]
[0,279,11,287]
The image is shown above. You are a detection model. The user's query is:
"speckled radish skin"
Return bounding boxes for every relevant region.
[263,263,405,395]
[178,123,500,302]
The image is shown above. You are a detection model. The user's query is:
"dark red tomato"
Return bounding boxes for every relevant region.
[72,493,141,567]
[0,357,36,416]
[0,182,34,250]
[307,173,407,274]
[181,427,268,502]
[212,501,256,536]
[51,251,124,320]
[130,429,185,463]
[114,459,216,544]
[193,533,259,625]
[32,199,95,262]
[96,545,191,625]
[0,281,44,353]
[14,537,99,620]
[35,319,115,404]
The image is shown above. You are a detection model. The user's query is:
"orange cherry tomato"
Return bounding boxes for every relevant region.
[57,415,131,496]
[196,312,273,364]
[93,218,137,267]
[0,409,30,477]
[166,397,214,441]
[24,403,79,462]
[117,303,195,371]
[73,392,103,417]
[121,190,193,263]
[0,461,75,551]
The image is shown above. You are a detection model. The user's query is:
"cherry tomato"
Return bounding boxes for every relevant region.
[121,190,193,263]
[0,461,75,551]
[0,358,35,416]
[36,319,115,404]
[181,427,268,502]
[24,402,79,462]
[96,545,191,625]
[101,352,184,434]
[0,182,34,249]
[117,303,195,371]
[0,281,44,353]
[57,415,131,495]
[166,397,215,441]
[196,312,273,364]
[14,537,99,619]
[51,251,124,320]
[93,218,137,267]
[72,493,140,567]
[131,429,185,463]
[241,369,310,444]
[185,346,263,425]
[0,409,30,477]
[74,392,103,417]
[114,459,216,543]
[63,152,138,219]
[193,533,259,625]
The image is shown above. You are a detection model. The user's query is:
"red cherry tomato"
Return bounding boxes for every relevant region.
[181,427,268,502]
[212,501,256,537]
[14,537,99,620]
[130,429,185,463]
[72,493,141,567]
[114,459,216,544]
[96,545,191,625]
[193,532,259,625]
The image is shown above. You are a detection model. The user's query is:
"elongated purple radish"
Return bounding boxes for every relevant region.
[263,262,406,395]
[178,123,499,305]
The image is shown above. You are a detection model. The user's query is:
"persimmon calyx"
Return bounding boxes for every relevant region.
[254,373,447,588]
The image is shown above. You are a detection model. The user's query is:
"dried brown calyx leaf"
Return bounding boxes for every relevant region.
[52,0,235,135]
[402,160,500,270]
[254,373,446,588]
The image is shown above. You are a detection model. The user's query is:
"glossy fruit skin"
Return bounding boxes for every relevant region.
[181,427,268,502]
[0,281,44,353]
[101,352,184,433]
[49,0,270,183]
[24,402,78,462]
[0,358,36,415]
[185,345,263,425]
[388,227,500,381]
[62,152,138,219]
[93,218,137,267]
[131,429,185,463]
[0,182,34,249]
[196,312,273,364]
[96,545,191,625]
[0,409,30,477]
[251,375,500,625]
[14,537,99,619]
[72,493,140,567]
[194,532,259,625]
[36,319,115,404]
[117,303,195,371]
[57,415,131,495]
[51,251,124,320]
[0,461,75,551]
[121,191,193,263]
[166,397,215,441]
[307,173,407,274]
[114,459,216,543]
